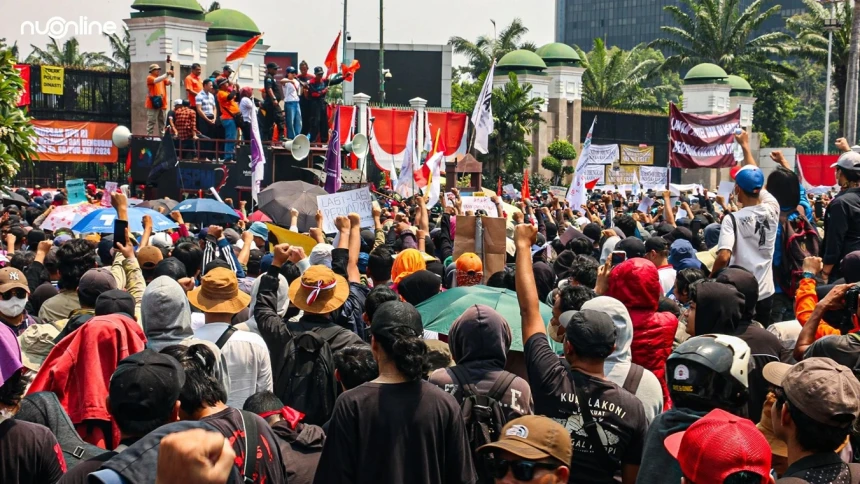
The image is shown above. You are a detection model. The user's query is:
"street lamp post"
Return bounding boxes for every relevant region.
[822,0,842,153]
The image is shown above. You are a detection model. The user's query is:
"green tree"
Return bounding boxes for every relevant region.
[485,72,543,174]
[786,58,830,146]
[103,27,130,72]
[25,37,112,69]
[449,18,536,79]
[0,39,18,61]
[651,0,795,83]
[575,39,671,112]
[797,130,825,153]
[788,0,852,134]
[626,47,683,111]
[451,67,482,114]
[541,156,562,184]
[751,74,797,147]
[0,47,37,179]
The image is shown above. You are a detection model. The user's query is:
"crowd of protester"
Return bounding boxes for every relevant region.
[2,130,860,483]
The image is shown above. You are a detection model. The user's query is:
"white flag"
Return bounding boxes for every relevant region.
[426,152,445,208]
[395,115,418,197]
[471,60,495,154]
[574,117,597,177]
[568,117,597,209]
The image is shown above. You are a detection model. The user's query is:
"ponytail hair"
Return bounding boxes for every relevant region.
[377,325,431,381]
[160,344,227,415]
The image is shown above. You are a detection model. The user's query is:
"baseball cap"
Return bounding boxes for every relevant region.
[669,239,697,267]
[266,62,280,70]
[150,232,174,250]
[286,66,297,74]
[95,289,136,317]
[314,66,324,75]
[616,237,646,259]
[223,228,241,245]
[222,65,234,73]
[173,99,183,107]
[763,357,860,428]
[664,408,771,484]
[645,236,668,254]
[137,246,164,270]
[735,166,764,194]
[309,244,334,268]
[583,223,602,243]
[478,415,572,466]
[371,300,424,342]
[0,267,29,294]
[560,309,617,358]
[109,349,186,421]
[456,252,483,274]
[832,151,860,171]
[78,268,119,301]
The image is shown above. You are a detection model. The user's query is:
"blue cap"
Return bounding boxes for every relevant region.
[260,253,274,274]
[249,222,268,240]
[357,252,369,273]
[669,239,697,269]
[735,166,764,194]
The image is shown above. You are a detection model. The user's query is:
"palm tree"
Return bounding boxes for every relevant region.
[25,37,112,69]
[449,18,535,79]
[650,0,795,83]
[104,27,130,71]
[486,72,544,174]
[0,38,19,61]
[575,39,671,112]
[788,0,852,132]
[847,0,860,143]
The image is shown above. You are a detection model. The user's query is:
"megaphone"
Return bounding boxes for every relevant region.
[112,125,131,148]
[283,134,310,160]
[342,133,368,158]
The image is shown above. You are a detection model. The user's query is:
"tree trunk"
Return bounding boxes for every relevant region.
[844,1,860,144]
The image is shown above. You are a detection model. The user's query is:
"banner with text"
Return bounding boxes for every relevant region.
[582,164,606,185]
[548,186,568,198]
[669,103,741,169]
[639,166,669,186]
[620,145,655,165]
[316,187,373,233]
[605,166,638,185]
[460,195,499,217]
[41,66,64,95]
[15,65,30,106]
[587,144,619,165]
[31,120,118,163]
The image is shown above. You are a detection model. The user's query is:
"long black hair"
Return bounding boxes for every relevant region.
[160,344,226,415]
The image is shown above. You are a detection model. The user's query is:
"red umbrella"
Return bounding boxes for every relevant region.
[248,210,272,223]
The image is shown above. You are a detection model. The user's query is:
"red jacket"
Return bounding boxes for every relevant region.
[606,258,678,410]
[28,315,146,449]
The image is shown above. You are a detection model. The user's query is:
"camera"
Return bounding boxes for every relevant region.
[824,283,860,333]
[346,32,352,41]
[846,284,860,318]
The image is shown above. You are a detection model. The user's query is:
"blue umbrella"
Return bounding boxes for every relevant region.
[174,198,239,226]
[72,207,178,234]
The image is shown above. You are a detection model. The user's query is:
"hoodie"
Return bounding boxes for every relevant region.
[141,276,193,351]
[271,420,326,484]
[635,407,709,484]
[606,258,679,410]
[428,305,534,421]
[15,391,107,469]
[236,274,289,335]
[581,296,664,423]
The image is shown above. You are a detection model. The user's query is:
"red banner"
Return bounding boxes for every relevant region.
[797,154,838,187]
[427,111,468,157]
[31,120,119,163]
[15,64,30,107]
[669,104,741,169]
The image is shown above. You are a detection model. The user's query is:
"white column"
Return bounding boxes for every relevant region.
[410,97,427,154]
[353,93,371,138]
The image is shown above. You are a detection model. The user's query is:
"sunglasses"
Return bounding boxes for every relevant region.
[1,289,26,300]
[493,458,559,481]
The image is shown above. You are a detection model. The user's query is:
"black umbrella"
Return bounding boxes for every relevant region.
[2,192,29,208]
[258,181,326,232]
[137,198,178,214]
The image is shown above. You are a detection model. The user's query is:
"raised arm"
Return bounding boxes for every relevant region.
[515,223,544,342]
[347,213,362,284]
[663,190,676,227]
[735,129,757,167]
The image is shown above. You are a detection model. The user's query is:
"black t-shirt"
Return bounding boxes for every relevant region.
[264,75,284,102]
[524,334,648,484]
[313,380,477,484]
[0,419,66,484]
[201,407,287,483]
[57,451,116,484]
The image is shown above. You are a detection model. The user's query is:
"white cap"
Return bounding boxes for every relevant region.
[150,232,174,249]
[309,244,334,269]
[173,99,183,106]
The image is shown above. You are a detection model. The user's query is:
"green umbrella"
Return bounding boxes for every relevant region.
[417,286,563,353]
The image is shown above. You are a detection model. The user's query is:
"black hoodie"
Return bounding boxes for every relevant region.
[270,420,325,484]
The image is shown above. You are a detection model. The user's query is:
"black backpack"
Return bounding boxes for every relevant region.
[776,211,821,298]
[449,366,516,484]
[277,324,342,426]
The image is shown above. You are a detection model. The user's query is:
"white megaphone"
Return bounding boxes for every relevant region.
[283,134,310,160]
[342,133,369,158]
[112,125,131,149]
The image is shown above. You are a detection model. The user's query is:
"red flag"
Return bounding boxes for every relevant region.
[415,129,444,189]
[324,32,341,79]
[14,65,30,107]
[497,176,502,196]
[125,149,132,172]
[225,34,263,62]
[341,60,361,82]
[584,177,600,190]
[521,170,531,200]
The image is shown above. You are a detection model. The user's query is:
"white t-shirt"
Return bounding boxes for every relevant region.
[239,97,255,123]
[283,79,301,102]
[194,322,273,408]
[717,189,780,299]
[656,265,677,297]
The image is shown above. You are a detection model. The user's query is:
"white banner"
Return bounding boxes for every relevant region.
[639,166,669,186]
[460,195,499,217]
[549,186,568,197]
[317,187,374,233]
[582,164,606,185]
[471,61,495,154]
[588,144,619,165]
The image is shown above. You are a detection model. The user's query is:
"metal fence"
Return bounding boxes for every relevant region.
[27,65,131,125]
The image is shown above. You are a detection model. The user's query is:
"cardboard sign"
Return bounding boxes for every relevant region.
[41,66,64,95]
[102,182,117,207]
[549,186,568,198]
[316,187,373,233]
[620,145,655,165]
[65,179,87,205]
[460,195,499,217]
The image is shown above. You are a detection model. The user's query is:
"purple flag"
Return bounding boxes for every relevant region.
[324,109,342,193]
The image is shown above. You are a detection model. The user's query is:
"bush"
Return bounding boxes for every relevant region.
[541,156,562,175]
[548,140,577,161]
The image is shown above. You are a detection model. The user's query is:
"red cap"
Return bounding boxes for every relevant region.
[729,165,742,180]
[664,409,771,484]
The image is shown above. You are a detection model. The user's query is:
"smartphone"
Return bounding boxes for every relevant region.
[114,219,129,248]
[610,251,627,266]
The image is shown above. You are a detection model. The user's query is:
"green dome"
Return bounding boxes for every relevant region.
[205,9,261,36]
[497,50,547,72]
[131,0,203,13]
[684,63,729,84]
[727,74,753,95]
[535,43,581,65]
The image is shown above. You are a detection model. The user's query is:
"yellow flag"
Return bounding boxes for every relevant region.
[266,223,317,254]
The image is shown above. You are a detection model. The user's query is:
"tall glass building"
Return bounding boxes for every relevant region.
[555,0,808,52]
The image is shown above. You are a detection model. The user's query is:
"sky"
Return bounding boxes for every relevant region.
[3,0,556,69]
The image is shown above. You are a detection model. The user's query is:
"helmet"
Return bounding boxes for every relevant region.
[666,334,750,411]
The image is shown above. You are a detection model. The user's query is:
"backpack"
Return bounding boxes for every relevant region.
[776,212,821,298]
[277,324,342,426]
[449,365,516,484]
[777,462,860,483]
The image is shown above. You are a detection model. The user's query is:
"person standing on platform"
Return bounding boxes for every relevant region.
[282,67,302,140]
[297,61,313,136]
[146,63,173,135]
[195,79,217,161]
[307,67,343,144]
[216,79,239,162]
[184,63,202,113]
[263,62,287,143]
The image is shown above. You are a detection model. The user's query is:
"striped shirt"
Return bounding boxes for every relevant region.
[195,91,216,118]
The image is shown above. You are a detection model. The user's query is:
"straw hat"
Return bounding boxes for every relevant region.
[149,64,161,72]
[288,265,349,314]
[188,267,251,314]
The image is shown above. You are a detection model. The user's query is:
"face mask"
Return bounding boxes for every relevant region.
[0,297,27,317]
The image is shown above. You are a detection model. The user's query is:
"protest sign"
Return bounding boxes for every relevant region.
[717,181,735,201]
[31,120,119,163]
[503,184,519,199]
[620,145,655,165]
[605,165,638,185]
[588,144,619,165]
[267,223,318,255]
[316,187,373,233]
[460,195,499,217]
[669,103,741,168]
[41,66,64,95]
[101,182,117,207]
[582,164,606,185]
[66,179,87,205]
[549,186,568,198]
[637,197,654,213]
[639,166,669,186]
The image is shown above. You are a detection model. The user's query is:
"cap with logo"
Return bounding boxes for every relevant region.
[150,232,174,250]
[664,408,771,484]
[109,349,186,421]
[832,151,860,171]
[0,267,29,295]
[478,415,572,466]
[763,357,860,428]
